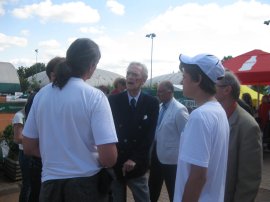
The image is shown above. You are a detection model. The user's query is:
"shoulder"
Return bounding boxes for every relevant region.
[236,105,258,126]
[173,98,187,109]
[72,80,104,98]
[108,92,128,109]
[190,102,224,122]
[174,102,189,119]
[233,106,261,142]
[109,91,126,101]
[141,92,158,104]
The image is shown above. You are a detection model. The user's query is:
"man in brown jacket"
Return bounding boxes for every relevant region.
[216,70,262,202]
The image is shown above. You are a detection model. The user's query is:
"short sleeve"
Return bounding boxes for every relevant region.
[91,94,118,145]
[180,113,212,168]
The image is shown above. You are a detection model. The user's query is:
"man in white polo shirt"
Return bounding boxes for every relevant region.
[22,38,118,202]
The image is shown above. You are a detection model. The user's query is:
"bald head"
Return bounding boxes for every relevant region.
[157,81,174,103]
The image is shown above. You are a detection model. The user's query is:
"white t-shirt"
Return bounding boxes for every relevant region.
[173,101,229,202]
[23,77,118,182]
[12,109,25,150]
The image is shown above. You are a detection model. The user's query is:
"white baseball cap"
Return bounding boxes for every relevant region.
[179,53,225,83]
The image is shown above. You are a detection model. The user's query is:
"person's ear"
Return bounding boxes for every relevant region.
[50,72,56,82]
[224,85,232,95]
[195,74,202,85]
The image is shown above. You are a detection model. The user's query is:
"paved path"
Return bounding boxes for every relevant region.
[127,152,270,202]
[1,152,270,202]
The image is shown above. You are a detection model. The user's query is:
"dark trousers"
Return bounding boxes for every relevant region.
[39,174,108,202]
[18,150,31,202]
[148,147,177,202]
[29,157,42,202]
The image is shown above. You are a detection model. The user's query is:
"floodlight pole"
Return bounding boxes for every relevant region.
[146,33,156,88]
[35,49,38,75]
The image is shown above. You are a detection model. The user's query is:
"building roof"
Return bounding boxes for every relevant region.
[144,71,183,86]
[28,68,124,87]
[0,62,20,84]
[0,62,21,93]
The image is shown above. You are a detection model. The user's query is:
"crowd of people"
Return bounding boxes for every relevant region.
[11,37,264,202]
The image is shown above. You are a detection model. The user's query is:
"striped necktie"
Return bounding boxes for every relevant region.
[130,97,136,110]
[157,104,167,126]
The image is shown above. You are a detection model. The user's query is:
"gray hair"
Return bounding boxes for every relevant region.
[219,70,240,100]
[127,62,148,81]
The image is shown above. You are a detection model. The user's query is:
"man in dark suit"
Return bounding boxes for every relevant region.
[109,62,159,202]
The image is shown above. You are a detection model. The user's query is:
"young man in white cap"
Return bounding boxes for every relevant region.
[173,54,230,202]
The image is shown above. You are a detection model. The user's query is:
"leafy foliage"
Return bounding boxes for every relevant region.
[17,63,45,93]
[251,85,269,95]
[222,55,233,63]
[2,124,19,160]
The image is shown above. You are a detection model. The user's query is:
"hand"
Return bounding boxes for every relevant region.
[122,159,136,176]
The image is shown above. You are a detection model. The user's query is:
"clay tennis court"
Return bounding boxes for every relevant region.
[0,113,14,133]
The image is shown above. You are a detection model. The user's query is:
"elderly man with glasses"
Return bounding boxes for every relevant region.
[215,70,262,202]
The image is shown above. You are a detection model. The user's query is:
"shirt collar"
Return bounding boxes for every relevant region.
[127,90,141,102]
[161,98,173,109]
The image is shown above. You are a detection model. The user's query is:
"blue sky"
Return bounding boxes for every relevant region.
[1,0,270,77]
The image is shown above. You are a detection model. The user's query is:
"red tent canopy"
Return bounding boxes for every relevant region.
[222,49,270,85]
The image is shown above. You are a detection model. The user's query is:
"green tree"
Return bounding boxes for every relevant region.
[25,63,45,78]
[16,63,45,93]
[251,85,268,95]
[17,66,30,93]
[222,56,233,62]
[2,124,19,160]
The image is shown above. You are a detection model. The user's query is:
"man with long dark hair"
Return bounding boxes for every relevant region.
[22,38,118,202]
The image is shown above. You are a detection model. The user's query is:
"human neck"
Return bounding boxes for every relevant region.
[162,97,173,104]
[219,98,237,118]
[128,89,140,97]
[194,91,216,107]
[81,74,90,81]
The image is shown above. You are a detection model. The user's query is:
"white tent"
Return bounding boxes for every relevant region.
[28,68,124,87]
[0,62,20,93]
[145,72,183,87]
[173,84,183,91]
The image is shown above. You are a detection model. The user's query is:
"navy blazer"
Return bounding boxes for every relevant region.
[109,91,159,179]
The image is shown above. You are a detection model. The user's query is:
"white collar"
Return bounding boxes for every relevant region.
[127,90,141,102]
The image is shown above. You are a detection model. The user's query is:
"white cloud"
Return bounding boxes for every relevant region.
[67,37,78,46]
[12,0,100,24]
[10,58,34,68]
[7,1,270,79]
[20,29,29,36]
[106,0,125,15]
[79,26,105,34]
[39,39,60,49]
[0,0,12,16]
[0,5,4,16]
[0,33,27,51]
[95,33,155,76]
[131,1,270,77]
[37,39,65,62]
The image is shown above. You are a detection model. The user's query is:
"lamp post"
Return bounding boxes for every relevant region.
[145,33,156,88]
[35,49,38,75]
